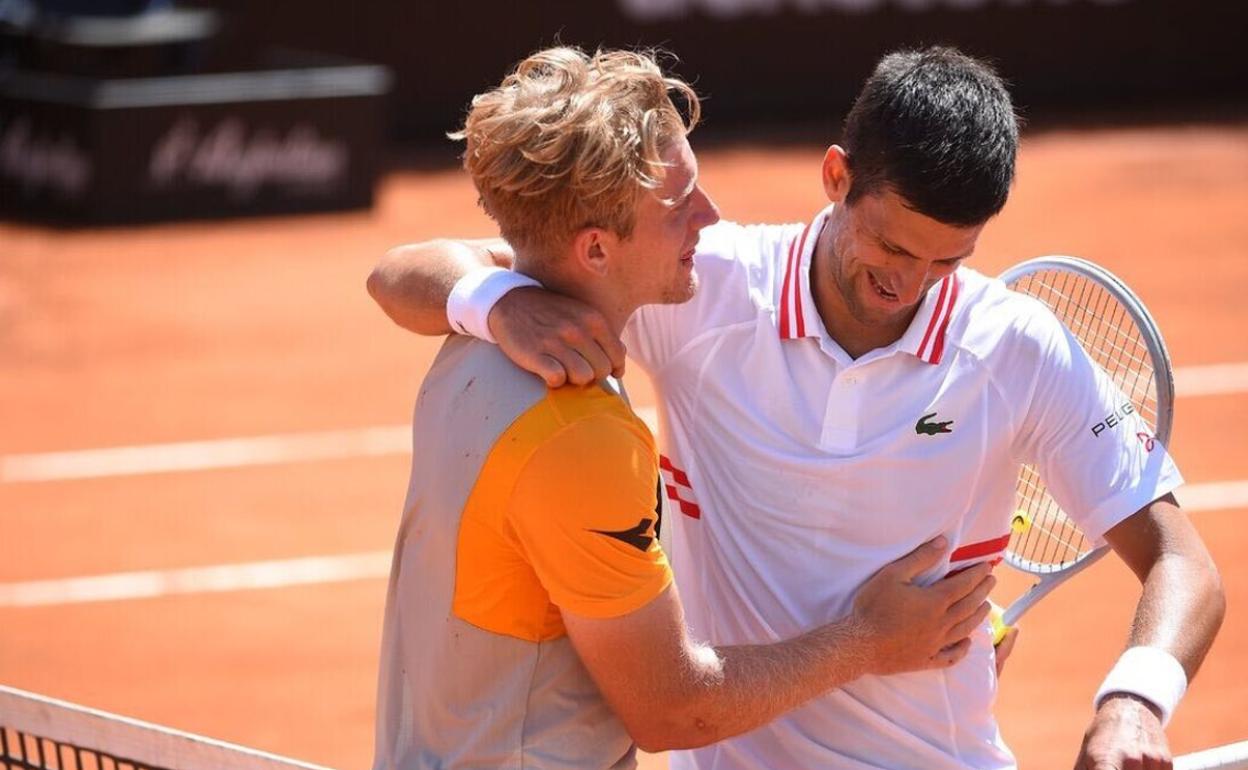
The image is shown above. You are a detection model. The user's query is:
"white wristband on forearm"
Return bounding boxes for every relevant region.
[446,267,542,343]
[1093,646,1188,727]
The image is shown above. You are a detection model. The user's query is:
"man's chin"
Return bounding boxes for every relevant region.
[850,299,910,327]
[662,271,699,305]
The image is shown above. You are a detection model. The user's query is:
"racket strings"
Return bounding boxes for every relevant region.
[1025,276,1151,369]
[1014,467,1086,568]
[1071,281,1151,372]
[1037,275,1154,393]
[1021,274,1156,413]
[1008,270,1161,569]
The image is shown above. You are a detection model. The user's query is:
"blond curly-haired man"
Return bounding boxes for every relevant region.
[370,47,995,770]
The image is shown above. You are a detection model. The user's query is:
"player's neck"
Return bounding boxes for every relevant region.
[515,256,632,337]
[816,294,912,360]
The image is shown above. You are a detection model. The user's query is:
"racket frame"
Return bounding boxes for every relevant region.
[994,255,1175,631]
[1176,740,1248,770]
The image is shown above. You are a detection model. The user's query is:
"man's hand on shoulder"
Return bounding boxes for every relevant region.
[1074,693,1170,770]
[366,236,627,387]
[491,287,627,387]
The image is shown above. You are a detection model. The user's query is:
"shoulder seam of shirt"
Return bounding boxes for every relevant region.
[977,305,1063,462]
[976,348,1028,461]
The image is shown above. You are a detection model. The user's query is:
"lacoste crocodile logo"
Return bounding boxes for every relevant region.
[915,412,954,436]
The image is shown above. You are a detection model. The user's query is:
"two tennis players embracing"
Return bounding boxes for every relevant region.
[367,44,1223,770]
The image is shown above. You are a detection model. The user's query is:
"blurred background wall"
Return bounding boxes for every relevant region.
[3,0,1244,223]
[207,0,1248,147]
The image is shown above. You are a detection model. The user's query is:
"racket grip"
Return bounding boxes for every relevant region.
[990,601,1011,646]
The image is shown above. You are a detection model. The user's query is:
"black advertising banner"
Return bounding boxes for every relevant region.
[205,0,1247,144]
[0,55,390,222]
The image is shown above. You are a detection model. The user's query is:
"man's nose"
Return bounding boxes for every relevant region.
[895,262,932,304]
[693,186,720,229]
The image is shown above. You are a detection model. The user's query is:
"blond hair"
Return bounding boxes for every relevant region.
[451,47,700,256]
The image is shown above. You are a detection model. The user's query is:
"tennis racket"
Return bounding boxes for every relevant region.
[1176,740,1248,770]
[989,255,1175,645]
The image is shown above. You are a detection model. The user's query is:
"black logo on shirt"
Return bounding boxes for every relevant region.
[915,412,954,435]
[1090,401,1135,437]
[590,518,656,552]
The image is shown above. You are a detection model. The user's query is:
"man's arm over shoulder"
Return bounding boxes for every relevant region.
[367,238,625,386]
[366,238,513,336]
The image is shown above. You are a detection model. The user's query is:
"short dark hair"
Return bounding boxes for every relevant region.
[842,46,1019,227]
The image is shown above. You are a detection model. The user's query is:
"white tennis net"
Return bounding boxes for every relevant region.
[0,686,333,770]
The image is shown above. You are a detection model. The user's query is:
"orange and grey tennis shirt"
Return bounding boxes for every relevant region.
[371,335,672,770]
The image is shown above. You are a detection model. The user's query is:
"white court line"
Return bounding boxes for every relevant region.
[0,360,1244,484]
[0,478,1244,608]
[1173,361,1248,398]
[0,412,658,484]
[1178,480,1248,513]
[0,426,413,484]
[0,552,393,608]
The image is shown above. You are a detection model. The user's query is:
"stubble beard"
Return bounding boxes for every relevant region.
[831,262,887,327]
[827,231,890,327]
[659,267,699,305]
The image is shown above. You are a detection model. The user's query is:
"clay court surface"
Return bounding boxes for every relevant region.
[1,121,1246,768]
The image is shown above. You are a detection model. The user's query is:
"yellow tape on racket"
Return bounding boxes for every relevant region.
[990,600,1010,647]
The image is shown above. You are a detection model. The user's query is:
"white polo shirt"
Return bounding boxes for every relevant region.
[625,205,1183,770]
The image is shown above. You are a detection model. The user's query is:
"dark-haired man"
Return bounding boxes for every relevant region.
[369,47,1223,769]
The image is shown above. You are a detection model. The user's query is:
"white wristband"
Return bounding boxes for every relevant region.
[1093,646,1188,727]
[446,267,542,343]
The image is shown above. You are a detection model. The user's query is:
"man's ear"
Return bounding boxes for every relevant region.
[822,144,852,204]
[570,227,613,278]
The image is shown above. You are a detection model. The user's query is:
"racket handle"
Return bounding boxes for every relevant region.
[990,601,1011,646]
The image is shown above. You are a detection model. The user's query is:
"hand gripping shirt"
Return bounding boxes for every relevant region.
[626,206,1183,770]
[372,336,673,770]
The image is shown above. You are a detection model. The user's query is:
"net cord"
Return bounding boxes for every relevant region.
[0,686,334,770]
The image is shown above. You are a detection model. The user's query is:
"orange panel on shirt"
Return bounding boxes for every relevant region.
[453,384,672,642]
